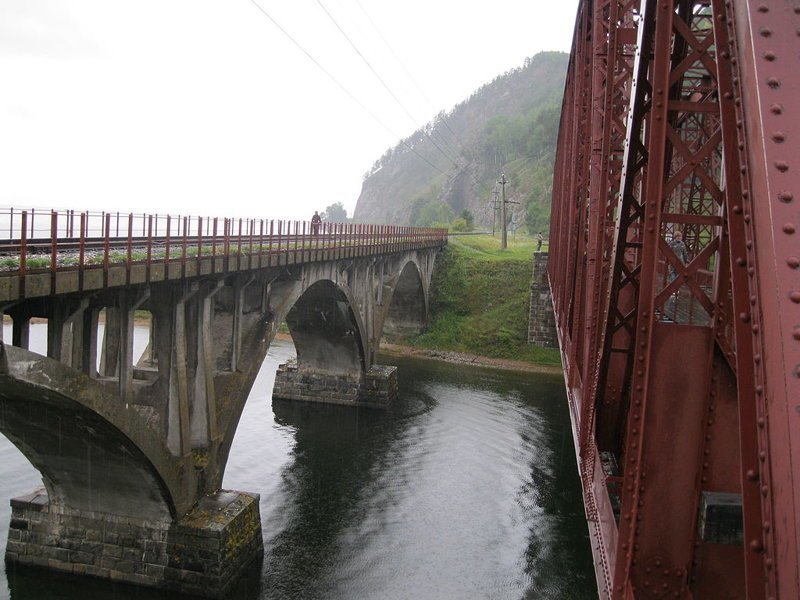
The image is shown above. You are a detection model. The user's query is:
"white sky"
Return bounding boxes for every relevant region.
[0,1,578,223]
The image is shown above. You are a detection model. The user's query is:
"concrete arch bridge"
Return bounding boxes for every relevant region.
[0,210,446,596]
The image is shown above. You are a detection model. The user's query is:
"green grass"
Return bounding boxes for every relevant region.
[406,234,560,366]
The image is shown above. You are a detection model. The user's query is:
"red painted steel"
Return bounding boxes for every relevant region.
[551,1,800,598]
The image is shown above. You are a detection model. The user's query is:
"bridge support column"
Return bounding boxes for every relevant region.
[273,361,398,408]
[6,488,263,598]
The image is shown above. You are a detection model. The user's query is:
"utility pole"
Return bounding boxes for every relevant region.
[491,182,499,236]
[499,173,508,249]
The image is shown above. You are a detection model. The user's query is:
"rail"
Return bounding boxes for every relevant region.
[0,208,447,298]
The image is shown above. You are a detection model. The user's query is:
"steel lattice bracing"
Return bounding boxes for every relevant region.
[549,0,800,598]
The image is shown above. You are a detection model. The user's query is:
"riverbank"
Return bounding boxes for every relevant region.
[272,332,561,374]
[379,341,562,374]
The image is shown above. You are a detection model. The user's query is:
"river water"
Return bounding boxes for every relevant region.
[0,324,595,599]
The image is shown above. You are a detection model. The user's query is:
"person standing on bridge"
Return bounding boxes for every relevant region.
[311,210,322,236]
[668,230,689,283]
[536,232,544,252]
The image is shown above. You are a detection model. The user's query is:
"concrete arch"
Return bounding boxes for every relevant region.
[284,279,367,375]
[380,259,429,340]
[0,345,176,521]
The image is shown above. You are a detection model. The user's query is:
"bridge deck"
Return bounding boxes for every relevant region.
[0,208,446,302]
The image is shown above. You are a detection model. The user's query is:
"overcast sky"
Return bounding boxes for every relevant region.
[0,1,578,223]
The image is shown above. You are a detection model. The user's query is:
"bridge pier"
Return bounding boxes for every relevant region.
[8,488,262,598]
[273,361,398,407]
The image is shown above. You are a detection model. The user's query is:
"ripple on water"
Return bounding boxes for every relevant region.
[0,332,595,600]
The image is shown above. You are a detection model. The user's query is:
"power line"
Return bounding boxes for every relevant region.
[313,0,462,169]
[246,0,449,178]
[352,0,469,155]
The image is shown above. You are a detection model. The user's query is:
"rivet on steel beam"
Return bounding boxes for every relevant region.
[761,485,769,496]
[740,312,751,323]
[791,291,800,303]
[765,558,773,571]
[758,417,765,428]
[736,257,746,266]
[788,256,800,268]
[746,240,753,249]
[760,28,773,38]
[778,191,793,202]
[748,267,755,276]
[739,142,745,149]
[754,353,761,363]
[793,327,800,340]
[775,161,789,172]
[767,77,780,88]
[764,52,776,61]
[772,133,786,144]
[764,521,771,532]
[757,4,768,11]
[746,469,759,481]
[733,205,742,213]
[760,451,767,461]
[751,295,758,305]
[740,166,747,174]
[770,104,783,115]
[749,539,764,553]
[783,223,797,234]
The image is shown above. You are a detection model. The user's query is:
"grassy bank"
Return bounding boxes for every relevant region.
[406,234,560,366]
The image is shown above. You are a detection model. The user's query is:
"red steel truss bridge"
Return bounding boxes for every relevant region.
[549,0,800,598]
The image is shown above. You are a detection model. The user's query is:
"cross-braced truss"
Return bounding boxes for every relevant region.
[549,1,800,598]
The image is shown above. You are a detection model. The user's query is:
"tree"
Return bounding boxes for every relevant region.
[322,202,348,222]
[459,209,474,231]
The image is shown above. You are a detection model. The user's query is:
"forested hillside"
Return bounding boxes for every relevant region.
[353,51,567,233]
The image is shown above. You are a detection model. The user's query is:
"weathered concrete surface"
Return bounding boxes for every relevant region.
[0,247,439,594]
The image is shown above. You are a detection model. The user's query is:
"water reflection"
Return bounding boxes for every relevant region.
[0,328,595,599]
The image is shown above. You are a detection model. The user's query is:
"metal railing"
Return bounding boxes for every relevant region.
[0,208,447,294]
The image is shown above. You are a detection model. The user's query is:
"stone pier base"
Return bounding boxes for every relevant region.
[5,488,263,598]
[528,252,558,348]
[273,360,398,407]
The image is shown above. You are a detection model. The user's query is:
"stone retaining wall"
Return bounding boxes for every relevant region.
[6,488,262,598]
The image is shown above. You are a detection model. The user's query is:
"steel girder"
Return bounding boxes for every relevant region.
[550,0,800,598]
